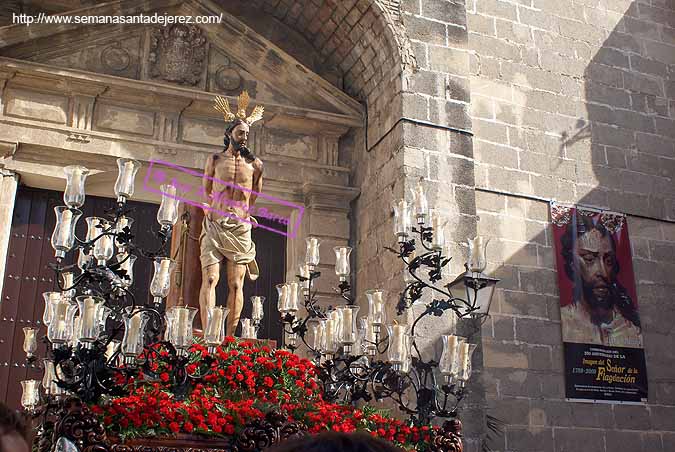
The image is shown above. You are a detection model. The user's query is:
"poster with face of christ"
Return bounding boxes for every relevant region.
[551,203,647,403]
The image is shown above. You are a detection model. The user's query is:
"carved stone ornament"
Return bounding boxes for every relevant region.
[149,24,206,86]
[101,42,131,72]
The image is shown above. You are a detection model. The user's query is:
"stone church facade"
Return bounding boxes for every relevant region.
[0,1,674,451]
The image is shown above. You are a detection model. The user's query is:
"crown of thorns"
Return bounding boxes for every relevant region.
[213,91,264,125]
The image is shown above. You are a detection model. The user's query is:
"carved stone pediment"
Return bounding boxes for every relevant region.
[0,0,363,120]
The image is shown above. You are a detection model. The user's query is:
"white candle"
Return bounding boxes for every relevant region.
[159,259,170,280]
[127,313,141,346]
[62,272,73,289]
[23,328,37,356]
[59,209,72,245]
[252,297,263,320]
[176,307,188,337]
[288,282,299,311]
[325,319,335,351]
[279,285,288,311]
[122,161,134,194]
[391,324,406,359]
[342,308,353,337]
[206,307,223,340]
[460,342,470,370]
[82,297,96,333]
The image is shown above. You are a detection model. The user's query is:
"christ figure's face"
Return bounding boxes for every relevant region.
[230,122,250,148]
[573,228,617,311]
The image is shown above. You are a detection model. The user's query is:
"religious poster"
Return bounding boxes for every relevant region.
[550,203,648,403]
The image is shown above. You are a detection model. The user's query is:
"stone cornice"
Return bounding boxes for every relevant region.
[0,57,361,129]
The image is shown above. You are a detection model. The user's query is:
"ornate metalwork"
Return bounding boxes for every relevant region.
[431,419,463,452]
[281,223,498,426]
[52,398,109,452]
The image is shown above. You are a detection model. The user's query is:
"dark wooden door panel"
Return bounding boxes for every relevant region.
[0,187,161,408]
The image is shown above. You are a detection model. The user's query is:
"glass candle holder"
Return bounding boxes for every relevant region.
[115,215,134,234]
[329,309,343,346]
[85,216,105,242]
[63,165,89,208]
[324,316,339,354]
[122,311,148,357]
[23,327,38,358]
[92,221,114,264]
[51,207,82,257]
[241,318,256,339]
[393,199,412,241]
[309,319,326,352]
[250,296,264,322]
[457,342,478,382]
[333,246,352,280]
[439,335,462,377]
[360,317,377,354]
[298,263,311,291]
[157,184,180,227]
[467,236,490,273]
[76,296,105,342]
[42,359,56,394]
[150,257,176,299]
[47,300,77,344]
[411,180,428,224]
[305,237,321,268]
[387,323,411,364]
[70,315,82,348]
[167,306,197,351]
[20,380,40,410]
[337,305,360,345]
[115,216,134,250]
[61,272,75,300]
[285,282,299,314]
[276,283,289,314]
[42,291,62,325]
[365,289,386,326]
[204,306,229,346]
[116,253,137,287]
[114,158,141,200]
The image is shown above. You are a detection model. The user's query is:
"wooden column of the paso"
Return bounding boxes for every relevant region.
[167,203,204,329]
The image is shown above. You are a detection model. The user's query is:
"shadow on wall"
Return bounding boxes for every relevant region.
[483,2,675,450]
[496,0,675,443]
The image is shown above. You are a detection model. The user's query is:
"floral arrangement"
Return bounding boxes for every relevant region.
[91,338,439,450]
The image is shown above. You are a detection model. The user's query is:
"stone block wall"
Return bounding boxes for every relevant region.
[466,0,675,450]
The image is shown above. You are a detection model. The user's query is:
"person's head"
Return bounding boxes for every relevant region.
[563,215,619,312]
[560,214,640,329]
[224,119,250,150]
[0,402,29,452]
[268,431,404,452]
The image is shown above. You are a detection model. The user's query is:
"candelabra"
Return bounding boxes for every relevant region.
[18,160,238,451]
[276,180,499,425]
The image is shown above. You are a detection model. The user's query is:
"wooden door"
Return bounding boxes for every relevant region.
[0,187,159,408]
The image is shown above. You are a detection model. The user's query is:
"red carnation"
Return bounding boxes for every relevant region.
[169,422,180,433]
[160,372,170,383]
[184,422,194,433]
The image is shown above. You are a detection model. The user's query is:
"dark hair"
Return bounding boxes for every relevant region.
[560,213,640,329]
[0,402,27,440]
[267,432,404,452]
[223,119,255,161]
